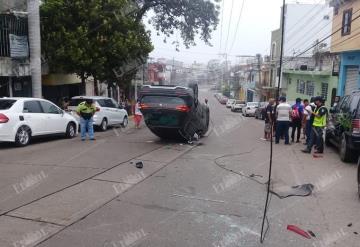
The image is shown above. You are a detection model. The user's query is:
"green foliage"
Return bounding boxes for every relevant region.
[41,0,153,84]
[337,113,352,130]
[134,0,220,48]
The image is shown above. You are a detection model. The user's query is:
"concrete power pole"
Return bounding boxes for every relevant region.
[27,0,42,98]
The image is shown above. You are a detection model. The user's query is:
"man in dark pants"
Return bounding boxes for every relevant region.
[291,98,304,143]
[275,96,292,145]
[302,96,328,154]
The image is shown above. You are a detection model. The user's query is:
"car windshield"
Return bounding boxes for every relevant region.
[0,99,16,110]
[69,98,88,106]
[248,103,259,107]
[236,101,245,104]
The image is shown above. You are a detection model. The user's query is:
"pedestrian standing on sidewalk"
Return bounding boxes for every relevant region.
[302,99,311,145]
[275,96,292,145]
[302,96,328,154]
[261,98,275,141]
[291,98,304,143]
[134,99,143,129]
[76,99,96,141]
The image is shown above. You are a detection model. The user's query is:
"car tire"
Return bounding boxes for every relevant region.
[255,114,258,119]
[357,156,360,199]
[100,118,108,132]
[66,122,76,139]
[340,133,353,162]
[121,116,128,128]
[15,126,31,147]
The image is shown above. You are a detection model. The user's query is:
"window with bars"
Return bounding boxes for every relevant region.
[321,82,328,100]
[0,14,28,57]
[306,81,315,96]
[296,80,305,94]
[342,9,352,36]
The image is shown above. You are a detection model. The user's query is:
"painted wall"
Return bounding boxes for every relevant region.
[330,0,360,53]
[283,71,338,107]
[338,51,360,96]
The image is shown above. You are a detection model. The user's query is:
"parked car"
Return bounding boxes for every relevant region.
[231,100,246,112]
[139,84,209,141]
[68,96,128,131]
[255,102,268,120]
[0,97,78,146]
[358,156,360,198]
[226,99,236,108]
[326,91,360,162]
[219,96,228,105]
[242,102,259,117]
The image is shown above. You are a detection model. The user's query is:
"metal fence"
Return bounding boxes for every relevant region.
[0,14,28,57]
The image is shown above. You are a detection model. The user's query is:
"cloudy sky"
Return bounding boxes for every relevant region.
[146,0,326,64]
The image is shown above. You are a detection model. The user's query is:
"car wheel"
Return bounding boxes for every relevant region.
[358,157,360,199]
[100,118,108,132]
[340,134,352,162]
[15,126,31,147]
[255,114,258,119]
[121,116,128,128]
[66,122,76,138]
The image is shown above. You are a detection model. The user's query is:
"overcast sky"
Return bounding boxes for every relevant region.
[146,0,326,65]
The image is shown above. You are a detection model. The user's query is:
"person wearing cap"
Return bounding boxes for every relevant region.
[76,99,97,141]
[275,96,292,145]
[302,96,328,154]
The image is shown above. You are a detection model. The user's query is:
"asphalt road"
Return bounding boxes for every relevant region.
[0,87,359,247]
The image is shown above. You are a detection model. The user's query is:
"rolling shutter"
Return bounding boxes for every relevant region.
[345,67,360,95]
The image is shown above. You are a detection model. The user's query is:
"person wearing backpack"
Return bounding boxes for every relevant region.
[291,98,304,143]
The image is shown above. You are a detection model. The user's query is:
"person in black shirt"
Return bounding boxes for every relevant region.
[262,98,275,141]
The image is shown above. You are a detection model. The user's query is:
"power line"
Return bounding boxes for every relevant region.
[224,0,235,53]
[219,0,225,53]
[228,0,246,53]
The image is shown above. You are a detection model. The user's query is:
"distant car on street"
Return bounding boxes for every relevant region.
[326,91,360,162]
[219,96,228,105]
[139,84,209,141]
[226,99,236,108]
[255,102,268,120]
[68,96,128,131]
[0,97,78,146]
[231,100,246,112]
[242,102,259,117]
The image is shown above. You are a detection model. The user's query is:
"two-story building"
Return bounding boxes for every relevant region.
[329,0,360,96]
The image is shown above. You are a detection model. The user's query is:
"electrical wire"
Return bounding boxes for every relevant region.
[228,0,246,54]
[224,0,235,53]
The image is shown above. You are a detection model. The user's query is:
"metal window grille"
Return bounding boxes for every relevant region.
[321,82,328,100]
[0,14,28,57]
[306,81,315,96]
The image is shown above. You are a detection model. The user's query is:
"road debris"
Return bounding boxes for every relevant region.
[271,184,314,199]
[287,225,311,239]
[136,161,144,169]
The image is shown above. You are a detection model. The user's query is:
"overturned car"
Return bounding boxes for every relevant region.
[139,84,210,141]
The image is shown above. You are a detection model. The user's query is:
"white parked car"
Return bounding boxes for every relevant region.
[231,100,246,112]
[226,99,236,108]
[0,97,78,146]
[68,96,128,131]
[242,102,259,117]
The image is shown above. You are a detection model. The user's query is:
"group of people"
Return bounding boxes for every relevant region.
[263,96,328,154]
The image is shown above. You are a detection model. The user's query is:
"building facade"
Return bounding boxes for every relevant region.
[329,0,360,96]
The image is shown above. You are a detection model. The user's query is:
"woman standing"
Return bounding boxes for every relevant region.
[134,99,143,129]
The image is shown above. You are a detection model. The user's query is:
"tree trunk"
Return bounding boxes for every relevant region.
[93,77,99,96]
[27,0,42,98]
[80,72,86,95]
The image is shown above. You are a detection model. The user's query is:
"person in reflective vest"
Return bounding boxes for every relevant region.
[76,99,96,141]
[302,96,328,154]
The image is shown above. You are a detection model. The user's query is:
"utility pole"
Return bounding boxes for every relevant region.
[27,0,42,98]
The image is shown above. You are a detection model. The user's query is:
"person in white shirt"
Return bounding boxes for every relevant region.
[302,99,313,145]
[275,96,292,144]
[134,99,143,129]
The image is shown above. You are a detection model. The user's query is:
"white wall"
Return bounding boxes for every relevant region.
[284,4,333,57]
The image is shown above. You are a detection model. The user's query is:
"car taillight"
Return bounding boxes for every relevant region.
[352,119,360,134]
[139,103,150,109]
[96,107,100,112]
[176,105,190,112]
[0,113,9,123]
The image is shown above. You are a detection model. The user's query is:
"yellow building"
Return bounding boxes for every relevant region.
[329,0,360,96]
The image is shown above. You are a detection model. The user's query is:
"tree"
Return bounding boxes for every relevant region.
[41,0,153,94]
[133,0,221,48]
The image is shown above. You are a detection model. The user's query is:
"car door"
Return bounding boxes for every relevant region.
[110,98,125,124]
[40,100,67,133]
[22,100,46,136]
[103,99,118,125]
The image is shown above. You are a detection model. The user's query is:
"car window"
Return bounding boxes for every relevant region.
[111,99,120,108]
[0,99,16,110]
[104,99,116,108]
[40,101,62,114]
[350,94,360,117]
[96,99,107,107]
[340,96,351,113]
[23,101,43,113]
